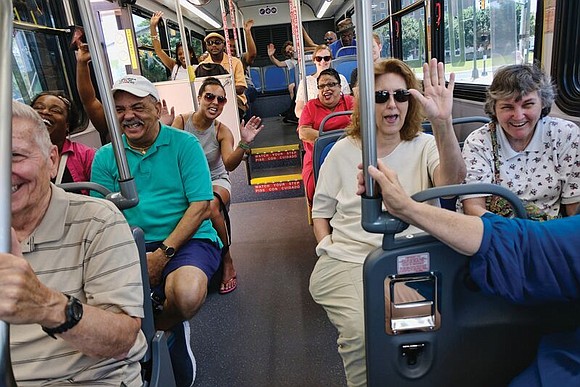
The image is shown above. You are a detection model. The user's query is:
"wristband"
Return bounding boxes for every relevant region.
[238,141,251,152]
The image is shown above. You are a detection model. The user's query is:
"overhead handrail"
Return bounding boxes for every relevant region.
[1,2,20,386]
[77,0,138,210]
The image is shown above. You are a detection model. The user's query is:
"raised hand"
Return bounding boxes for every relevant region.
[408,58,455,126]
[76,43,91,64]
[151,11,163,27]
[159,99,175,126]
[240,116,264,144]
[267,43,276,57]
[244,19,254,31]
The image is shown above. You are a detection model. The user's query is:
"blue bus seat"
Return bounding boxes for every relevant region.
[305,61,316,76]
[313,110,353,183]
[262,65,289,92]
[335,45,357,58]
[420,116,490,210]
[249,67,262,93]
[364,185,579,386]
[332,56,358,84]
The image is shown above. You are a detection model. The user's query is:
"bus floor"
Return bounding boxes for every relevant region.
[188,195,347,386]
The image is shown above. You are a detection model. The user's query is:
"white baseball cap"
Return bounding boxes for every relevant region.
[112,74,160,101]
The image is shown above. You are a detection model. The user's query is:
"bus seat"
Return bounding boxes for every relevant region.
[249,67,263,93]
[335,45,357,58]
[313,130,345,183]
[313,110,353,183]
[332,56,358,84]
[420,116,491,210]
[263,65,289,92]
[364,185,579,387]
[133,227,176,387]
[305,61,316,76]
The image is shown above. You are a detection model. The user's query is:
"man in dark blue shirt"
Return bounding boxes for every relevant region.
[329,18,357,58]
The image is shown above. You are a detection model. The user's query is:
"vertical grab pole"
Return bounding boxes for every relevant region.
[77,0,138,210]
[356,0,397,234]
[173,0,198,111]
[289,0,307,100]
[0,2,18,385]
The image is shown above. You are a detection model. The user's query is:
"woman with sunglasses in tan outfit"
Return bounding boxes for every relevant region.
[294,45,351,119]
[309,58,466,387]
[172,77,264,295]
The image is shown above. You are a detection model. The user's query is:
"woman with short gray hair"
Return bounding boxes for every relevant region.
[461,64,580,219]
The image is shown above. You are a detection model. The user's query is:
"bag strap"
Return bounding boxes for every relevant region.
[55,153,69,185]
[489,122,502,184]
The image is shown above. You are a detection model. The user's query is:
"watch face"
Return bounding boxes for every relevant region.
[165,247,176,258]
[71,298,84,321]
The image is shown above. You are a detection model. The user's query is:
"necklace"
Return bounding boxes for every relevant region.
[127,142,151,155]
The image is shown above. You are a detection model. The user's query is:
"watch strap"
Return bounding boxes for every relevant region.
[42,294,83,339]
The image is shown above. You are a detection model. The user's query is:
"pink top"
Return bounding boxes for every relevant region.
[62,138,96,183]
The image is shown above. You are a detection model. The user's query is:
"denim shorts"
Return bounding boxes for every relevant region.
[147,238,221,298]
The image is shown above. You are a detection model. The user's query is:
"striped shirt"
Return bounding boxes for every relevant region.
[11,185,147,386]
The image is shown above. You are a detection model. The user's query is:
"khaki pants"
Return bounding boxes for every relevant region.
[309,254,367,387]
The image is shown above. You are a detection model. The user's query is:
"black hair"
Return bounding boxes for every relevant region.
[175,42,198,66]
[198,77,225,97]
[31,91,79,131]
[317,68,341,85]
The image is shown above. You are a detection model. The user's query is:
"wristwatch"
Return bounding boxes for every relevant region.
[160,243,176,259]
[42,294,83,339]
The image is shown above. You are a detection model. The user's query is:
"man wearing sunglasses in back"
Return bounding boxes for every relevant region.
[309,58,465,387]
[200,32,248,119]
[91,74,221,387]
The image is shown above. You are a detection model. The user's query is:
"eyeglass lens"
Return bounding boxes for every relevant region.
[204,93,227,104]
[207,40,223,46]
[375,89,410,103]
[314,56,331,62]
[318,82,339,89]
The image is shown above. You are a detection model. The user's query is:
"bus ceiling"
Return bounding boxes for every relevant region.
[139,0,353,28]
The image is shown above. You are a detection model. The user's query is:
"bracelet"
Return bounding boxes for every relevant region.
[151,35,159,40]
[238,141,251,152]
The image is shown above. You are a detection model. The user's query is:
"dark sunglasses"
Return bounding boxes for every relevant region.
[317,82,339,90]
[314,55,332,62]
[206,40,223,46]
[375,89,411,103]
[323,37,334,42]
[203,92,227,105]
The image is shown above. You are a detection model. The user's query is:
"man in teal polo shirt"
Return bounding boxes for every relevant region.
[91,74,220,387]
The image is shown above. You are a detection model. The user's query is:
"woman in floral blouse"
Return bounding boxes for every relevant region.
[461,64,580,219]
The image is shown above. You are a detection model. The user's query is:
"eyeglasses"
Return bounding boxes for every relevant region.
[314,55,332,62]
[323,37,334,42]
[206,40,223,46]
[317,82,339,90]
[203,93,227,105]
[375,89,411,103]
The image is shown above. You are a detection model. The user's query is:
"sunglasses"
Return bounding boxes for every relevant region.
[203,92,227,105]
[317,82,339,90]
[314,55,332,62]
[323,37,334,42]
[206,40,223,46]
[375,89,411,103]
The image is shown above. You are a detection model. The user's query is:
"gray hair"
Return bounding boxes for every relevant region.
[12,99,53,158]
[484,63,555,122]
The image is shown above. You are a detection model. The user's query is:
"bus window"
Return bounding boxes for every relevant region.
[132,11,168,82]
[401,8,426,76]
[12,30,68,103]
[444,0,537,86]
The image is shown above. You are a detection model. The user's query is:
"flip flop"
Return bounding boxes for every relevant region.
[219,276,237,295]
